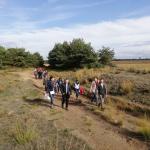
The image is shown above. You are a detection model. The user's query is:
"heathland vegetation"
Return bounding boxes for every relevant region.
[0,38,150,150]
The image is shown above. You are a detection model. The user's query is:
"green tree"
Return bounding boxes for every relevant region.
[48,38,98,69]
[98,46,115,65]
[32,52,44,67]
[0,46,6,67]
[0,46,44,68]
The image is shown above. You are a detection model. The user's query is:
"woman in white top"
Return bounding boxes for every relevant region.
[90,78,98,103]
[74,80,80,100]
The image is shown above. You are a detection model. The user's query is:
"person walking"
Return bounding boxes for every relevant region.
[57,77,63,93]
[43,74,49,92]
[61,79,72,110]
[74,80,80,100]
[33,68,38,79]
[97,78,107,109]
[90,78,98,104]
[47,76,55,108]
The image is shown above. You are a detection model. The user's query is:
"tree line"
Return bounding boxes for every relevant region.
[0,38,115,69]
[0,46,44,68]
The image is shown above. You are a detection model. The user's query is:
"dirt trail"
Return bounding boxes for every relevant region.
[18,70,148,150]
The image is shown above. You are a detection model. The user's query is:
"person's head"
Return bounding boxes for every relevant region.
[50,76,54,81]
[76,79,79,83]
[62,79,65,83]
[65,79,69,84]
[100,78,104,84]
[95,77,98,82]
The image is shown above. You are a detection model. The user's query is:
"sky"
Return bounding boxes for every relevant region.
[0,0,150,59]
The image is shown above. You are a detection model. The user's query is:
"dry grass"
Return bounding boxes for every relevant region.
[135,116,150,140]
[48,67,114,81]
[109,96,150,117]
[83,115,93,126]
[119,80,134,94]
[0,69,92,150]
[113,60,150,73]
[12,120,39,145]
[86,103,124,127]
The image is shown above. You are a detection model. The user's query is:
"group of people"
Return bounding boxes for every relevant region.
[90,78,107,109]
[39,70,107,110]
[34,67,48,79]
[43,76,78,110]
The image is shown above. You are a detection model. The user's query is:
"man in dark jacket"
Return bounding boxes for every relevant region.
[61,79,72,110]
[97,78,107,109]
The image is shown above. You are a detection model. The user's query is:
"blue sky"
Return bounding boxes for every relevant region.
[0,0,150,58]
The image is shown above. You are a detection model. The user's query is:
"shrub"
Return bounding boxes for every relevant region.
[138,127,150,140]
[142,69,147,74]
[128,67,136,73]
[119,80,134,94]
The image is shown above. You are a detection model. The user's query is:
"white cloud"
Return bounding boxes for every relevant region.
[53,0,115,11]
[0,16,150,59]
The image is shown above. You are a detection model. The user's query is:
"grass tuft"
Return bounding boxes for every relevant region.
[12,121,38,145]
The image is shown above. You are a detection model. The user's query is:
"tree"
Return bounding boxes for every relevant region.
[0,46,44,68]
[48,38,98,69]
[0,46,6,67]
[98,46,115,65]
[32,52,44,67]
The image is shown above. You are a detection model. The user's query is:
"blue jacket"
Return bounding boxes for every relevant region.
[47,80,54,91]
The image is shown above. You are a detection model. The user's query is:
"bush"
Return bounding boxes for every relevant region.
[119,80,134,95]
[138,126,150,140]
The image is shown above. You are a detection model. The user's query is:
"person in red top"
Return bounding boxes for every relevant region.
[79,86,85,95]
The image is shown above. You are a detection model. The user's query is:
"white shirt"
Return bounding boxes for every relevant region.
[75,83,80,89]
[66,84,68,94]
[101,83,104,88]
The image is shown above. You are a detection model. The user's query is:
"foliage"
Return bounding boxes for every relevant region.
[98,46,115,65]
[0,46,44,67]
[48,38,99,69]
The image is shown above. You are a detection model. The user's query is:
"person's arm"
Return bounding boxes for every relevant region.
[105,84,108,97]
[70,85,72,95]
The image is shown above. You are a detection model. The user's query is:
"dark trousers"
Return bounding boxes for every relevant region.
[62,93,70,108]
[91,92,97,102]
[75,89,80,98]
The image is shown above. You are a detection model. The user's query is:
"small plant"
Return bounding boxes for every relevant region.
[83,116,92,126]
[136,115,150,140]
[138,126,150,140]
[12,121,38,145]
